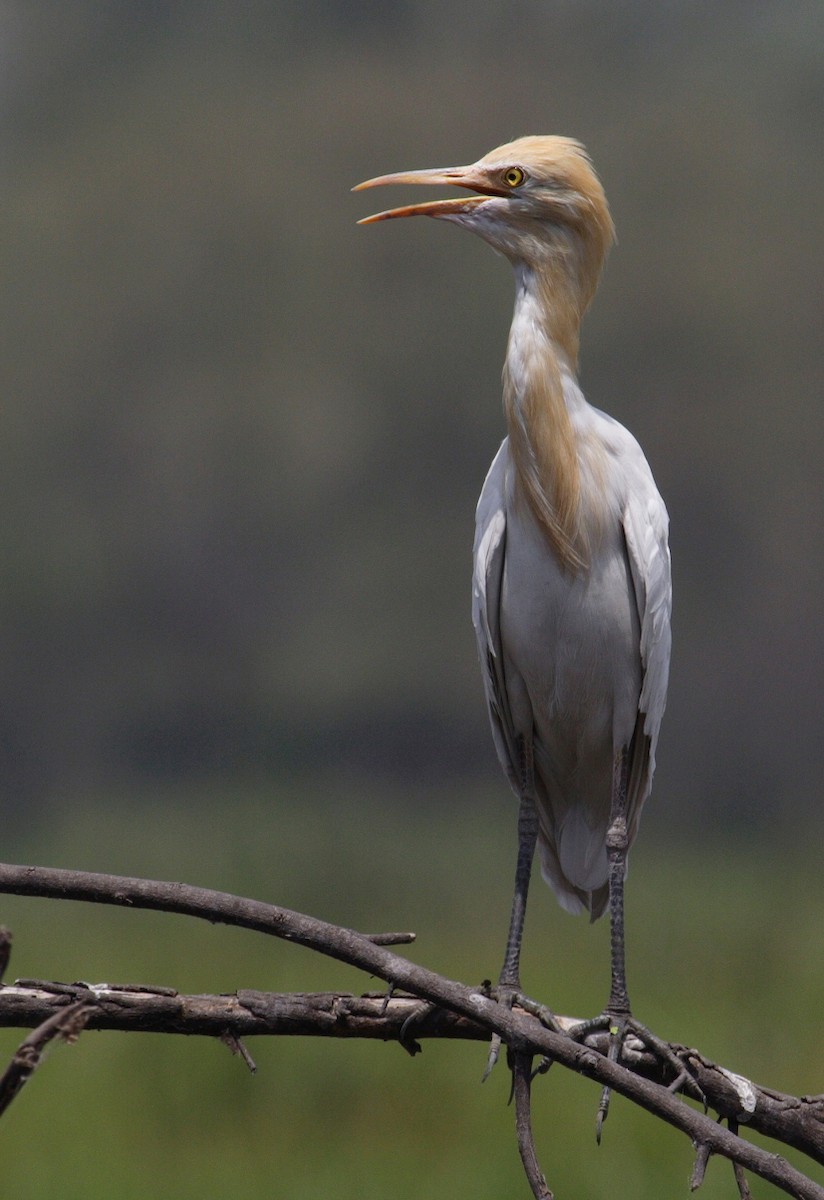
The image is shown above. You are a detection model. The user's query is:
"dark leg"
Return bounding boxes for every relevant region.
[499,794,539,990]
[595,747,631,1140]
[484,791,538,1079]
[605,748,631,1018]
[574,749,703,1135]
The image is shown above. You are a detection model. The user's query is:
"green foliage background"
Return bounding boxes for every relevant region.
[0,3,822,1196]
[3,785,824,1198]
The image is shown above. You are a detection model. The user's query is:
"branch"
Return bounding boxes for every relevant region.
[0,1001,94,1116]
[1,863,823,1200]
[1,977,822,1166]
[0,983,485,1042]
[513,1052,554,1200]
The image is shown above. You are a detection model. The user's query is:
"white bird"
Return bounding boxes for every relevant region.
[355,137,671,1074]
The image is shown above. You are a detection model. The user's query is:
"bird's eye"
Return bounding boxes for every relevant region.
[503,166,526,188]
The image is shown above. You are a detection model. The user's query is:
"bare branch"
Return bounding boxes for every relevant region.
[219,1029,257,1073]
[0,983,485,1042]
[0,927,11,983]
[1,862,823,1200]
[513,1053,554,1200]
[0,1001,93,1117]
[690,1140,711,1191]
[3,980,820,1171]
[729,1119,755,1200]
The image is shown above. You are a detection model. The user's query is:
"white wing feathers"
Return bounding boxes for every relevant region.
[621,485,672,755]
[472,443,520,792]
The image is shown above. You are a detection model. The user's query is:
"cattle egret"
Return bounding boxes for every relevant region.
[355,138,671,1108]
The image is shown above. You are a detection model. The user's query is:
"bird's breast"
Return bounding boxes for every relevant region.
[498,449,642,750]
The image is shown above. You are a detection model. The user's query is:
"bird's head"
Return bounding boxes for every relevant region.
[354,136,615,314]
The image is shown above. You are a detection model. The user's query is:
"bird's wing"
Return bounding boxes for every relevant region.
[472,441,521,794]
[621,468,672,819]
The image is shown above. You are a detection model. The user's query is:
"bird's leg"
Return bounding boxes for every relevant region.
[484,778,538,1080]
[605,747,631,1020]
[500,791,539,992]
[592,748,631,1139]
[568,749,636,1134]
[571,751,703,1133]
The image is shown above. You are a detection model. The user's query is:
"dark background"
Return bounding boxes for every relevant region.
[2,3,822,847]
[1,4,821,842]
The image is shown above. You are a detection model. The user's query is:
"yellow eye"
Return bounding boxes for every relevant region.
[503,166,526,188]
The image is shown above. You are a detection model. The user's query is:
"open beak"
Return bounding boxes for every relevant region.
[353,164,506,224]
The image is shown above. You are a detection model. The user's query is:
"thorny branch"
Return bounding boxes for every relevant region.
[0,863,822,1200]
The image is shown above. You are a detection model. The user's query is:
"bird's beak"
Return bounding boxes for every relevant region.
[353,164,505,224]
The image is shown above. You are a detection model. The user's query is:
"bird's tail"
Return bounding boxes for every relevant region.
[536,830,610,920]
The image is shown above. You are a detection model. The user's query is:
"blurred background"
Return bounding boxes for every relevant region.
[0,3,822,1197]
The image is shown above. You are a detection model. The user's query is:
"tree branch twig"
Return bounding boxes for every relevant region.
[1,862,822,1200]
[0,1001,93,1117]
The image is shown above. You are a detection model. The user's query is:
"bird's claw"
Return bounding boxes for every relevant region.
[570,1011,704,1139]
[483,984,518,1081]
[568,1011,635,1140]
[595,1089,610,1144]
[380,982,432,1055]
[484,1035,503,1082]
[596,1013,629,1142]
[397,998,435,1056]
[483,986,560,1083]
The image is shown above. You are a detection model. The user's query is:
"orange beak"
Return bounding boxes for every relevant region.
[353,164,508,225]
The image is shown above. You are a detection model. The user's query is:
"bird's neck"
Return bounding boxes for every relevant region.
[503,265,589,573]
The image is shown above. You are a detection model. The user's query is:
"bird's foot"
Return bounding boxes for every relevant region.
[483,983,517,1081]
[569,1011,703,1141]
[397,999,436,1055]
[483,985,561,1083]
[379,982,432,1056]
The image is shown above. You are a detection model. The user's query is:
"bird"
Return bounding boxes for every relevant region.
[354,137,671,1093]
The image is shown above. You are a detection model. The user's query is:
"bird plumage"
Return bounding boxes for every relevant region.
[356,136,670,988]
[473,367,670,916]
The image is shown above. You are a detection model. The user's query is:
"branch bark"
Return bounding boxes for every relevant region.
[0,1000,93,1116]
[0,983,485,1041]
[1,863,822,1200]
